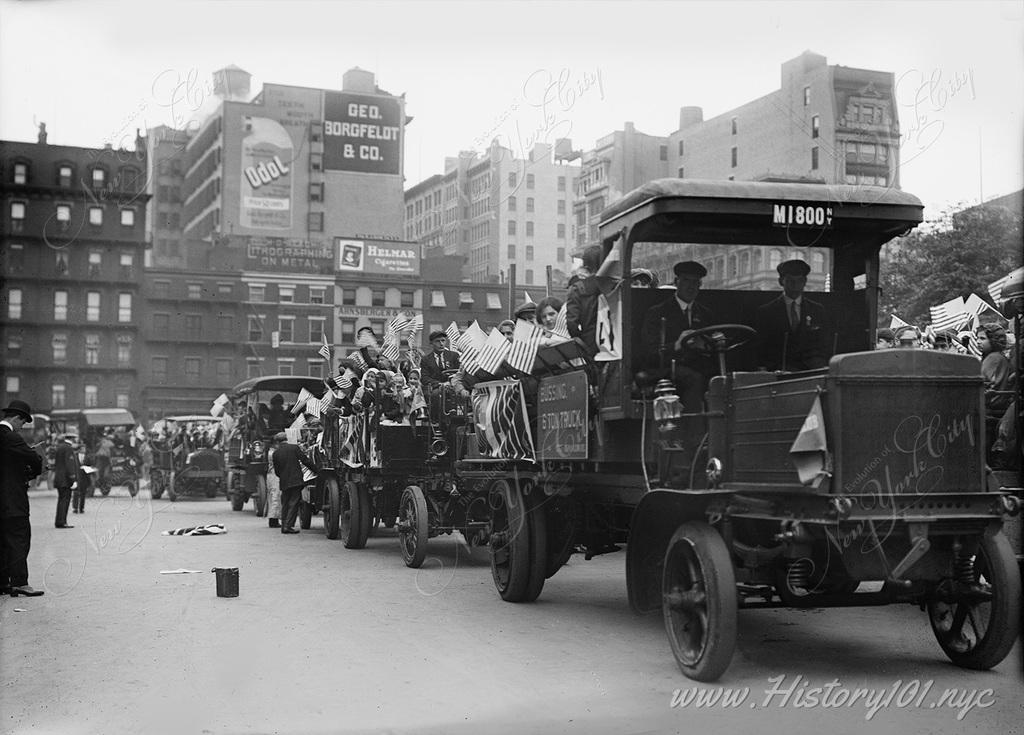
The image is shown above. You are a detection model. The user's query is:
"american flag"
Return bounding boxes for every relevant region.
[332,374,353,392]
[387,313,414,336]
[457,322,488,374]
[889,314,910,330]
[381,332,400,362]
[293,387,314,414]
[445,321,462,351]
[552,303,570,339]
[289,413,307,431]
[929,297,969,332]
[318,332,333,361]
[506,318,545,373]
[318,391,333,413]
[408,313,424,341]
[988,270,1015,304]
[475,327,512,375]
[305,396,321,418]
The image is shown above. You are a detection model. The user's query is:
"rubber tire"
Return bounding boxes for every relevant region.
[340,480,370,549]
[662,522,738,682]
[324,475,341,540]
[99,484,111,497]
[167,472,177,502]
[205,481,219,499]
[398,485,429,568]
[299,501,313,530]
[254,474,268,517]
[150,473,164,500]
[489,478,533,602]
[928,531,1022,670]
[521,486,548,602]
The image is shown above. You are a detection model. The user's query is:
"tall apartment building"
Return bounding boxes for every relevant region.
[573,51,900,291]
[1,128,149,414]
[405,140,579,286]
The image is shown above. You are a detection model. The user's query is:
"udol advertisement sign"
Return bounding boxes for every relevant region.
[335,238,420,276]
[240,116,293,229]
[323,92,402,174]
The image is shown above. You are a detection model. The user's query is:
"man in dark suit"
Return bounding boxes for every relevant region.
[641,261,716,411]
[271,432,317,534]
[53,434,80,528]
[1,400,45,596]
[420,330,461,389]
[753,259,830,371]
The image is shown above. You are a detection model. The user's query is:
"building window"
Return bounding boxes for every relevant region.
[811,147,819,170]
[186,283,201,299]
[279,285,295,303]
[508,196,516,211]
[118,293,132,322]
[248,284,265,302]
[769,249,783,271]
[7,288,22,320]
[557,223,565,239]
[371,289,385,307]
[400,291,414,308]
[7,242,24,272]
[308,212,324,232]
[246,360,262,379]
[83,385,99,408]
[508,172,516,187]
[526,197,534,213]
[6,376,19,395]
[526,221,534,237]
[525,245,534,261]
[278,316,294,343]
[277,360,293,376]
[51,383,66,409]
[153,313,169,332]
[309,286,325,304]
[730,117,738,135]
[120,253,134,278]
[58,165,72,187]
[803,86,810,106]
[458,292,475,308]
[310,154,322,172]
[120,209,135,226]
[216,359,232,382]
[556,200,565,215]
[185,314,202,338]
[87,292,100,321]
[13,163,28,184]
[152,357,168,382]
[308,317,325,343]
[248,316,263,342]
[507,244,516,259]
[306,359,321,378]
[85,334,100,365]
[55,251,69,274]
[91,168,105,187]
[525,269,534,285]
[88,251,102,276]
[7,334,21,358]
[486,293,502,310]
[54,290,69,321]
[526,173,534,189]
[660,144,668,161]
[217,282,233,297]
[115,392,130,409]
[89,207,103,226]
[431,290,446,308]
[340,319,355,345]
[52,334,69,363]
[556,247,565,262]
[10,201,25,221]
[309,182,324,202]
[117,337,132,366]
[218,314,233,337]
[811,115,820,139]
[184,357,201,383]
[507,220,516,235]
[56,204,71,222]
[678,140,685,156]
[341,288,356,306]
[731,147,738,168]
[153,280,170,298]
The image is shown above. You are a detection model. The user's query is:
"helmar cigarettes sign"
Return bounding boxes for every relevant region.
[335,238,420,276]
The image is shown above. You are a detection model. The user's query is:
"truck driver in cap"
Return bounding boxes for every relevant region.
[753,258,830,371]
[641,261,716,410]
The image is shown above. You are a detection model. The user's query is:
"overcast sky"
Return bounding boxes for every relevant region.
[2,0,1021,219]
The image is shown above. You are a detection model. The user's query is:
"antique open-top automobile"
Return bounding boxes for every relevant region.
[458,179,1021,681]
[49,408,140,497]
[149,415,227,501]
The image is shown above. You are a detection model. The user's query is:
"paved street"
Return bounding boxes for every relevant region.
[2,485,1021,735]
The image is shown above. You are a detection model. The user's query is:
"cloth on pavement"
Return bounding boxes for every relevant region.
[161,524,226,536]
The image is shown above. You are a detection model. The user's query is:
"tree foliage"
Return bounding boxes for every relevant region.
[880,202,1022,325]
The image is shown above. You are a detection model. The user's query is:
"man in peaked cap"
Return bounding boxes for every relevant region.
[513,301,537,322]
[753,258,831,371]
[1,400,45,596]
[641,261,717,410]
[420,330,460,390]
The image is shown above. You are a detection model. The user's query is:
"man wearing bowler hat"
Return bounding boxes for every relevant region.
[1,400,45,596]
[420,330,461,390]
[753,258,830,371]
[641,261,716,410]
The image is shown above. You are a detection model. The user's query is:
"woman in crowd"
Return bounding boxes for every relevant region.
[535,296,564,337]
[976,322,1015,461]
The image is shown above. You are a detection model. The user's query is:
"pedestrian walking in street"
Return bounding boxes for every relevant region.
[271,432,316,534]
[1,400,45,596]
[52,434,79,529]
[94,429,114,493]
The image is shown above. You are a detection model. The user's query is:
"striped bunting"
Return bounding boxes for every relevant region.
[318,332,333,361]
[476,327,512,375]
[471,380,535,461]
[506,318,545,373]
[445,321,462,351]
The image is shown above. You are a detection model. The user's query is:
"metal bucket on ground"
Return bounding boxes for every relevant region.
[212,567,239,597]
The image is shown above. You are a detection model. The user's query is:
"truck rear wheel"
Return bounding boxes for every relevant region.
[928,531,1021,670]
[489,478,543,602]
[324,475,341,540]
[662,522,737,682]
[398,485,428,568]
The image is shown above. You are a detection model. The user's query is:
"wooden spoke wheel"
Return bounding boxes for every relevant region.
[927,531,1021,670]
[397,485,429,568]
[323,475,342,540]
[340,480,370,549]
[661,522,737,682]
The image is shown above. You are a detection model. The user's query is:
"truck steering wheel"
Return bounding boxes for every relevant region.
[679,324,757,376]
